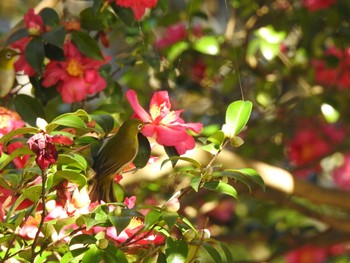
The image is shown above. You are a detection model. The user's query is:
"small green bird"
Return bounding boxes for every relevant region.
[89,119,143,202]
[0,48,19,98]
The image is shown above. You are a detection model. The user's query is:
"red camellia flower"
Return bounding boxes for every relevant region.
[313,47,350,89]
[302,0,336,12]
[42,41,109,103]
[286,245,328,263]
[115,0,158,20]
[286,121,346,176]
[24,8,45,36]
[126,89,203,155]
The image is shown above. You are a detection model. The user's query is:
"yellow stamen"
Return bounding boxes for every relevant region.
[66,59,83,77]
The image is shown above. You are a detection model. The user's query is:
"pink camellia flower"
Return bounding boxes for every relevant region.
[115,0,158,20]
[24,8,44,36]
[42,41,109,103]
[126,89,203,155]
[313,47,350,89]
[124,196,136,209]
[10,37,36,77]
[286,245,328,263]
[332,154,350,190]
[302,0,336,12]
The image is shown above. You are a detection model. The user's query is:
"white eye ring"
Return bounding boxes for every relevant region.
[5,52,12,60]
[138,123,144,130]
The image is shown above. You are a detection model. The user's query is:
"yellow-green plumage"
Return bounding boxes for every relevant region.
[89,119,143,202]
[0,48,19,97]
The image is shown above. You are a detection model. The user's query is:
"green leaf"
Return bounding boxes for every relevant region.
[70,234,97,246]
[166,238,188,263]
[223,100,253,138]
[90,114,115,135]
[193,36,220,55]
[161,157,202,170]
[219,241,234,263]
[80,7,116,31]
[220,168,265,191]
[207,130,225,147]
[111,3,135,26]
[0,147,33,171]
[54,170,87,188]
[157,252,167,263]
[82,245,103,263]
[161,211,178,231]
[133,133,151,169]
[25,37,45,73]
[144,209,161,229]
[167,41,190,62]
[203,181,238,199]
[57,154,87,172]
[44,43,65,61]
[203,242,223,263]
[4,28,29,46]
[104,245,128,263]
[50,115,87,131]
[190,176,201,192]
[71,30,103,60]
[22,185,42,203]
[0,127,38,146]
[14,94,46,126]
[42,26,66,48]
[39,8,60,27]
[108,209,132,235]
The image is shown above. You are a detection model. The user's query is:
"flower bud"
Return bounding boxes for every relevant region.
[96,238,109,249]
[183,229,196,242]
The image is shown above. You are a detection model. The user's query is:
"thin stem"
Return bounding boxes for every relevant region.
[31,170,47,261]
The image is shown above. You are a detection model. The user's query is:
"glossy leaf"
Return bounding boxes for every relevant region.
[161,211,178,231]
[25,38,45,73]
[219,168,265,191]
[80,7,116,31]
[14,94,46,126]
[203,242,223,263]
[82,245,103,263]
[49,115,87,131]
[133,133,151,169]
[193,36,220,55]
[44,43,65,61]
[203,181,238,199]
[166,238,188,263]
[108,209,132,235]
[219,241,234,263]
[42,26,66,48]
[39,8,60,27]
[161,156,202,170]
[54,170,87,188]
[90,114,115,136]
[223,100,253,138]
[71,30,103,60]
[0,147,33,170]
[144,209,162,229]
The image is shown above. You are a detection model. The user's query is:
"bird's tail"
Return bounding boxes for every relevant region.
[89,176,116,203]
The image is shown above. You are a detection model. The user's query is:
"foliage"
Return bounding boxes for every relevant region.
[1,0,350,262]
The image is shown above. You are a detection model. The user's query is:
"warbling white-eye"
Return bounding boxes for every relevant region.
[0,48,19,98]
[89,118,143,202]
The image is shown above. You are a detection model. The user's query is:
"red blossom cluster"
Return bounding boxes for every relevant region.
[313,47,350,89]
[42,41,110,103]
[286,121,346,176]
[115,0,158,20]
[126,89,203,155]
[302,0,336,12]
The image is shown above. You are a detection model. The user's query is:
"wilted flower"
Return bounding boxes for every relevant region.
[126,89,203,155]
[27,132,58,170]
[42,41,109,103]
[302,0,336,12]
[115,0,158,20]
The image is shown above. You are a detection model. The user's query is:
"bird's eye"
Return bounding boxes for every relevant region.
[138,124,144,130]
[5,52,12,60]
